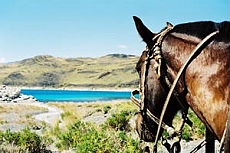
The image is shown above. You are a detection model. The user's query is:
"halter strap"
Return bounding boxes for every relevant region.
[139,26,174,112]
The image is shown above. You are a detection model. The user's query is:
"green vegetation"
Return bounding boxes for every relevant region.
[171,109,206,141]
[0,101,206,152]
[45,101,142,152]
[0,54,139,89]
[55,121,142,153]
[0,128,52,153]
[104,110,133,131]
[103,105,111,114]
[182,109,206,140]
[48,103,80,125]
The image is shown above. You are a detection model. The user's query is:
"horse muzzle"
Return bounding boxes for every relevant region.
[135,112,156,142]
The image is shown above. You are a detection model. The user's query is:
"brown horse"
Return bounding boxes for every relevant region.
[133,16,230,152]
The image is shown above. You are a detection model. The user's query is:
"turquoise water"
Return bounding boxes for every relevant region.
[21,89,132,102]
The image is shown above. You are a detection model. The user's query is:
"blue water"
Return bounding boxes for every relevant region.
[21,89,133,102]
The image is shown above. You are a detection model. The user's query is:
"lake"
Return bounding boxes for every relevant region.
[21,89,133,102]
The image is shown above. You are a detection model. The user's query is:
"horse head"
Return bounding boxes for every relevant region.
[133,16,181,142]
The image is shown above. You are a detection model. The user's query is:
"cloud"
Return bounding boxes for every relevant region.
[0,58,6,63]
[117,45,128,49]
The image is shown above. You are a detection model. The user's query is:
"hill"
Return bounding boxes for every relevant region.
[0,54,139,89]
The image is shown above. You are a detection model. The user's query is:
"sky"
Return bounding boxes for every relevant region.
[0,0,229,63]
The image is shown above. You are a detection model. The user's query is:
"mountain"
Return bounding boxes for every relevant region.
[0,54,139,89]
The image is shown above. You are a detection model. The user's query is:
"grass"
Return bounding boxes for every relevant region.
[48,102,80,125]
[185,109,206,139]
[55,120,142,153]
[0,120,8,125]
[0,101,206,152]
[104,110,133,131]
[0,54,139,88]
[103,105,111,114]
[0,128,52,153]
[0,104,48,114]
[0,104,49,132]
[45,101,142,152]
[51,101,210,152]
[170,109,205,141]
[47,101,138,127]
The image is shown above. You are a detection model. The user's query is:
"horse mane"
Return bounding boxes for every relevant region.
[170,21,230,44]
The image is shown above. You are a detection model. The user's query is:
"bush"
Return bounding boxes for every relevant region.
[55,120,142,153]
[104,110,132,131]
[61,111,73,120]
[103,105,111,114]
[187,110,206,139]
[171,109,205,141]
[0,128,50,153]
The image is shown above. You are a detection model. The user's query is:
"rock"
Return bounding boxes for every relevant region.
[31,125,42,130]
[0,86,38,103]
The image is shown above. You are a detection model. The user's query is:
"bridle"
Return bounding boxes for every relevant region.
[131,25,220,152]
[132,25,190,152]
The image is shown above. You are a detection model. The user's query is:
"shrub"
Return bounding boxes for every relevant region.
[50,121,62,136]
[181,124,193,141]
[55,120,142,153]
[103,105,111,114]
[171,109,205,141]
[0,128,50,153]
[61,111,73,120]
[104,110,132,131]
[187,110,205,138]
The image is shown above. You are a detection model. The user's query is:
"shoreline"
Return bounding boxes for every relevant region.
[0,85,136,104]
[46,99,131,105]
[18,86,136,92]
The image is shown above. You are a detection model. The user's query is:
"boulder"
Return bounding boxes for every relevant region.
[0,86,37,103]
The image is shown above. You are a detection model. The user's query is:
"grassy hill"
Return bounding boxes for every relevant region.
[0,54,139,89]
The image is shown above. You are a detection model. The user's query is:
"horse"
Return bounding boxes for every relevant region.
[132,16,230,152]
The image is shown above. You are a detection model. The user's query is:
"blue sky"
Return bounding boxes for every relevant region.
[0,0,229,63]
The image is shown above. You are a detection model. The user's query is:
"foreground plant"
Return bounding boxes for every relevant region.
[0,128,52,153]
[55,120,142,153]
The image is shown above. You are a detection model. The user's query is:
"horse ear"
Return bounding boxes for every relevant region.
[133,16,155,44]
[166,22,173,28]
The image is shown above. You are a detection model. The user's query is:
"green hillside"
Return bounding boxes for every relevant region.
[0,54,139,89]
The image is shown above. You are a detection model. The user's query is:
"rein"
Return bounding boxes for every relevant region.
[131,27,219,152]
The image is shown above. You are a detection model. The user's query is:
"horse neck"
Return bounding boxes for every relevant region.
[160,33,195,121]
[161,33,197,73]
[161,33,230,139]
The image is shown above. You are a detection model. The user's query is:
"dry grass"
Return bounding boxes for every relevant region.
[0,104,49,129]
[0,104,48,114]
[47,102,80,125]
[0,144,29,153]
[47,101,138,126]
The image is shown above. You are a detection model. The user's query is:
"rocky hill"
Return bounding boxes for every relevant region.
[0,54,139,89]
